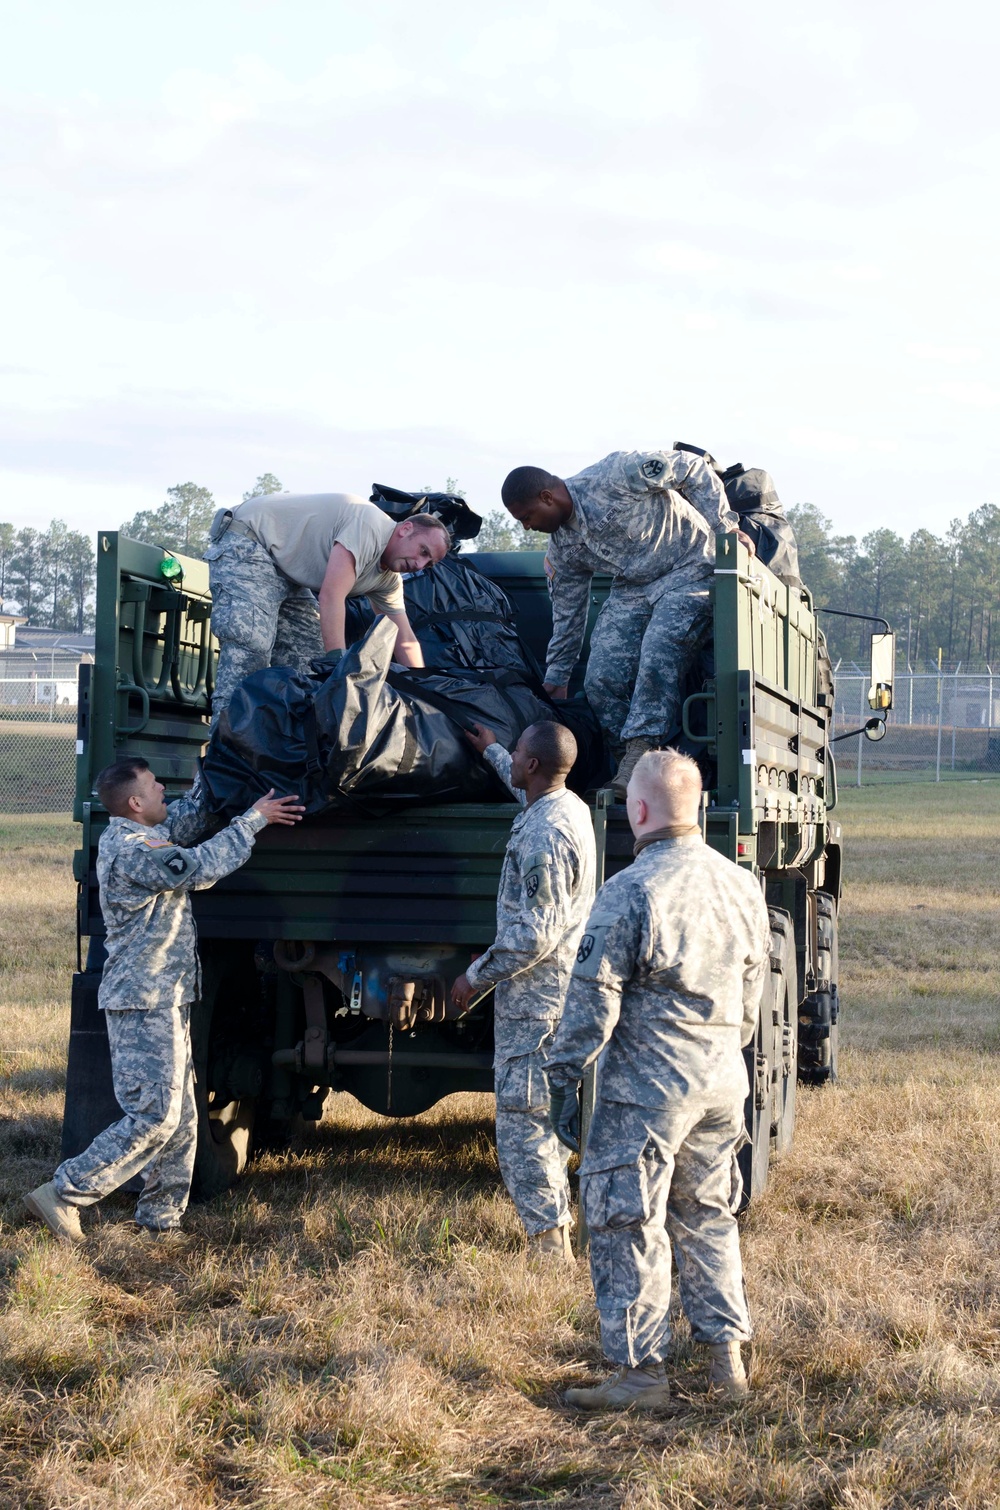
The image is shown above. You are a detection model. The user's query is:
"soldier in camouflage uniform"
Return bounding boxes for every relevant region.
[24,758,303,1242]
[451,721,596,1263]
[204,494,449,728]
[501,453,751,794]
[545,749,771,1408]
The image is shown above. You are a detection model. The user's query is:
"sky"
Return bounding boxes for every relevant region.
[1,0,997,544]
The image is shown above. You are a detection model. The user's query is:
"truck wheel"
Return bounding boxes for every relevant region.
[190,954,261,1200]
[797,892,840,1086]
[768,910,798,1157]
[193,1091,255,1199]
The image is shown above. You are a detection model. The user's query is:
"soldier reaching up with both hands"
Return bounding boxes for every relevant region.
[25,759,303,1243]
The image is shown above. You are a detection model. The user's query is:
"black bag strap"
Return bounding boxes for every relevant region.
[386,667,531,735]
[301,705,325,778]
[394,719,420,779]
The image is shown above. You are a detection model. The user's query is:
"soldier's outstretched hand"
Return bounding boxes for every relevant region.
[464,721,498,754]
[252,789,306,825]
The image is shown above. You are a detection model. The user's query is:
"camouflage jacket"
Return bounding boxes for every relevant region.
[544,450,731,686]
[466,744,596,1033]
[546,833,771,1108]
[96,791,268,1011]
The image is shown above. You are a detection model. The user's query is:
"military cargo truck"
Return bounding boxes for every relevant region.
[66,530,893,1203]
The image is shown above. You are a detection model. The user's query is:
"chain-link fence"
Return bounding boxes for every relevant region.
[833,668,1000,786]
[5,651,997,811]
[0,655,83,814]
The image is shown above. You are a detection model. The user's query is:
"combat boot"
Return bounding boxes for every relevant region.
[611,737,660,800]
[528,1225,574,1265]
[24,1182,84,1244]
[564,1361,671,1412]
[707,1341,749,1398]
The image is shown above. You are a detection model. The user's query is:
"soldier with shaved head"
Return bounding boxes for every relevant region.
[545,748,771,1409]
[452,720,596,1262]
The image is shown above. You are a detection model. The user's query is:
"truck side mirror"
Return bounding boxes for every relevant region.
[868,632,895,712]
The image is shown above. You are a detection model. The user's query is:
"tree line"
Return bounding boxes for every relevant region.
[0,476,284,633]
[788,502,1000,670]
[2,476,996,671]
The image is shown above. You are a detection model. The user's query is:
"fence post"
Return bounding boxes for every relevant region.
[989,665,994,731]
[935,651,944,783]
[856,676,865,787]
[951,665,960,772]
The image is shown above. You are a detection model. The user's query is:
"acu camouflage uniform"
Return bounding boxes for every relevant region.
[465,743,596,1237]
[544,450,737,746]
[53,790,268,1231]
[546,833,771,1366]
[204,522,324,729]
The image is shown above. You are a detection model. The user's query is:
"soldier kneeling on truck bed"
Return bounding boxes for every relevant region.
[500,451,755,797]
[25,759,303,1243]
[545,748,770,1409]
[451,720,596,1263]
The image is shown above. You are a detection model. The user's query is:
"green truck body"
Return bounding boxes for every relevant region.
[66,529,852,1202]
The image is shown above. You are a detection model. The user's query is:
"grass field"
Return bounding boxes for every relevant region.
[2,784,1000,1509]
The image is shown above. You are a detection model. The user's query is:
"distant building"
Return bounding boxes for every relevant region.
[0,618,94,710]
[13,626,96,658]
[0,603,28,650]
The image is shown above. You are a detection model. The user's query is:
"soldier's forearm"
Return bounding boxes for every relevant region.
[166,776,211,847]
[482,744,526,806]
[545,581,590,684]
[467,935,553,989]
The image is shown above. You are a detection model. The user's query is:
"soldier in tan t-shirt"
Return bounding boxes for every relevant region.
[203,492,450,726]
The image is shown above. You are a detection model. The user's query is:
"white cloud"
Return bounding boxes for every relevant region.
[907,343,982,364]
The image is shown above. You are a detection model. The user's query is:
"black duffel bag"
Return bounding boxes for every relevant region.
[344,551,543,680]
[201,618,604,818]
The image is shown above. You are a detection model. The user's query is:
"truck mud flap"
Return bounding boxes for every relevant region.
[59,972,140,1191]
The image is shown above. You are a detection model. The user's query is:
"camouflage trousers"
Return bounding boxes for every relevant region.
[581,1097,750,1366]
[54,1001,197,1231]
[204,531,324,727]
[494,1026,571,1237]
[584,576,711,744]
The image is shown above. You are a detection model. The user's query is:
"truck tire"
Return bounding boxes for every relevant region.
[190,949,261,1200]
[768,909,798,1157]
[797,891,840,1086]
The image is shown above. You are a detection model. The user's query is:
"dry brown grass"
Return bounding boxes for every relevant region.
[2,785,1000,1508]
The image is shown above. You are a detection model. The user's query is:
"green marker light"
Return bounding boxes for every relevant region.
[160,555,183,581]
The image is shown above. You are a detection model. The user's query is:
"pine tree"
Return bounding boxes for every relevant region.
[7,528,47,622]
[121,482,216,557]
[243,473,284,501]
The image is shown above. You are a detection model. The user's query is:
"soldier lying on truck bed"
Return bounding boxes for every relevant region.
[25,759,303,1243]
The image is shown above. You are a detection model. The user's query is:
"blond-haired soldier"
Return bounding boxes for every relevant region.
[204,494,450,727]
